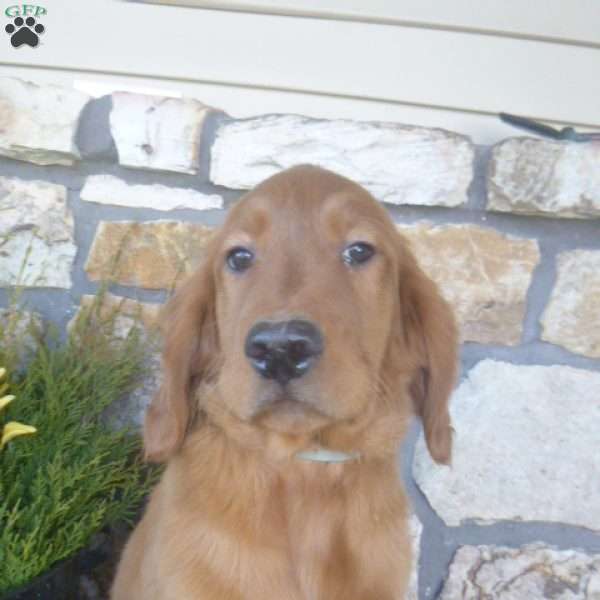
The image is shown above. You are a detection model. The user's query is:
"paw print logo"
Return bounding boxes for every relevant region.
[5,16,45,48]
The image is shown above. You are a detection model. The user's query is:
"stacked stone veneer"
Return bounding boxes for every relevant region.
[1,77,599,599]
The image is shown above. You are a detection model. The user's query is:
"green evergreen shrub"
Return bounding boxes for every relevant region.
[0,293,157,594]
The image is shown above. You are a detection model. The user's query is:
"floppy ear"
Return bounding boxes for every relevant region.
[144,258,219,463]
[398,248,458,465]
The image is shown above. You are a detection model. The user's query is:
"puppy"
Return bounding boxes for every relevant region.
[112,164,457,600]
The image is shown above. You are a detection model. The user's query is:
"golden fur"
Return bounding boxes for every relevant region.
[112,165,458,600]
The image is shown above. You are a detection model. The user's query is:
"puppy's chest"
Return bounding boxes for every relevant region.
[284,485,342,559]
[276,475,365,596]
[168,464,405,599]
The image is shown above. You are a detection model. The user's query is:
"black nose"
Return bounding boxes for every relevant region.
[245,319,323,385]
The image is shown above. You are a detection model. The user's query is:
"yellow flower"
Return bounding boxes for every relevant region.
[0,366,37,451]
[1,421,37,450]
[0,394,15,411]
[0,367,9,398]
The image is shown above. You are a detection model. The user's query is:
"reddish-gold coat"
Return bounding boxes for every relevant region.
[112,165,458,600]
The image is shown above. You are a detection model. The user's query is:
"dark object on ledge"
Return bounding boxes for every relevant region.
[0,529,116,600]
[499,113,600,142]
[1,559,78,600]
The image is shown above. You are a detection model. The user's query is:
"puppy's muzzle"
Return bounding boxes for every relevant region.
[245,320,323,385]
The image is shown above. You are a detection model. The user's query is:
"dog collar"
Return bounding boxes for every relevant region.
[295,448,361,464]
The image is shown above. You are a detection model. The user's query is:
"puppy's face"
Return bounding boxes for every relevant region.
[213,169,401,434]
[144,165,457,464]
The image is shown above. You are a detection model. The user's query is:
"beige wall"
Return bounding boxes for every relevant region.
[1,0,599,143]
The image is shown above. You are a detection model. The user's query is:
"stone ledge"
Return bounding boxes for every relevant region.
[488,137,600,219]
[211,115,474,207]
[85,221,214,290]
[110,92,211,174]
[439,544,600,599]
[0,177,75,289]
[541,249,600,358]
[0,77,90,166]
[413,360,600,531]
[399,224,540,345]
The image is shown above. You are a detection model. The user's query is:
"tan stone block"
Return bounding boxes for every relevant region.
[0,177,75,288]
[541,250,600,358]
[73,293,162,339]
[69,293,164,429]
[110,92,210,174]
[440,544,600,599]
[413,360,600,531]
[488,137,600,219]
[211,115,474,207]
[0,77,89,166]
[407,514,422,600]
[0,308,43,366]
[85,221,214,290]
[399,224,540,345]
[81,175,223,211]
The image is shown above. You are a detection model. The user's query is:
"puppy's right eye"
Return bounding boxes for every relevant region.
[342,242,375,266]
[226,247,254,272]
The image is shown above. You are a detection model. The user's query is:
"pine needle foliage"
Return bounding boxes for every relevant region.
[0,292,158,594]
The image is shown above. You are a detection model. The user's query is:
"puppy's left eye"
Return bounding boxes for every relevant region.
[342,242,375,266]
[226,247,254,272]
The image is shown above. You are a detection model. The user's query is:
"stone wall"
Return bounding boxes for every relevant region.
[1,77,599,599]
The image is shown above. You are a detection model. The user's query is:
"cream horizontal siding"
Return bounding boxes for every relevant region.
[1,0,598,144]
[140,0,600,47]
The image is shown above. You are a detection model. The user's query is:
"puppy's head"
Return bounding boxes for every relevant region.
[144,165,457,463]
